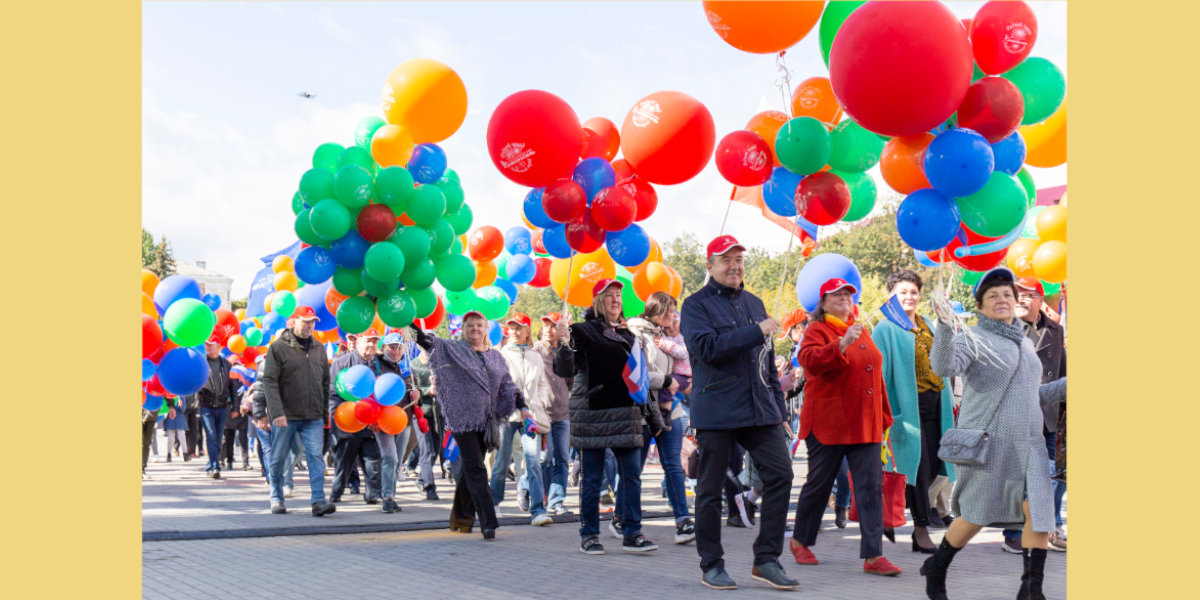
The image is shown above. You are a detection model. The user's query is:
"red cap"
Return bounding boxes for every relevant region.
[461,310,486,322]
[706,235,746,259]
[819,278,858,299]
[592,278,623,297]
[505,313,532,328]
[541,312,563,325]
[1015,276,1044,296]
[205,334,222,345]
[292,306,318,321]
[360,328,382,339]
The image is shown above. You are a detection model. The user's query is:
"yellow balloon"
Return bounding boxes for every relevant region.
[234,308,246,321]
[141,269,160,297]
[381,58,468,144]
[274,271,299,292]
[1020,99,1066,168]
[370,124,415,168]
[1035,205,1068,243]
[1005,238,1040,278]
[141,292,159,318]
[549,249,615,307]
[272,255,294,274]
[1032,240,1067,283]
[263,293,274,314]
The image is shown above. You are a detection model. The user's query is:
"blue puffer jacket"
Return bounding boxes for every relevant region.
[681,279,786,430]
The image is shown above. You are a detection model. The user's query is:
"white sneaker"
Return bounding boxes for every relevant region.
[284,486,294,499]
[531,513,553,526]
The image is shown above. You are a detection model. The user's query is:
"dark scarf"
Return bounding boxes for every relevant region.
[977,315,1026,346]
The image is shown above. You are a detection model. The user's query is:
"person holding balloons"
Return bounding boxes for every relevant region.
[327,330,385,506]
[185,334,238,480]
[532,312,573,516]
[498,313,554,527]
[409,311,534,540]
[369,332,422,514]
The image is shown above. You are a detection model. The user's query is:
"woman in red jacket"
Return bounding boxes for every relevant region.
[788,278,902,577]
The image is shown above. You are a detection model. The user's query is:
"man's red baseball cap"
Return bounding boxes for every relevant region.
[541,312,563,325]
[360,328,382,340]
[592,278,623,297]
[205,334,222,345]
[706,235,746,260]
[292,306,318,321]
[819,278,858,299]
[506,313,532,328]
[1015,276,1044,296]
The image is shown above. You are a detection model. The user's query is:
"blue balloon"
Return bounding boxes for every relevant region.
[542,224,573,259]
[407,143,448,184]
[914,248,940,268]
[488,320,503,346]
[141,358,156,382]
[896,189,963,252]
[330,230,370,269]
[295,246,337,284]
[262,311,285,336]
[157,347,211,396]
[763,167,803,217]
[201,292,222,311]
[295,278,329,309]
[143,394,165,413]
[153,275,203,312]
[991,131,1026,176]
[342,364,376,400]
[506,254,537,284]
[373,372,408,406]
[923,128,995,197]
[571,157,616,203]
[523,188,556,229]
[239,319,256,336]
[794,253,862,312]
[606,223,651,267]
[493,278,518,304]
[504,226,532,255]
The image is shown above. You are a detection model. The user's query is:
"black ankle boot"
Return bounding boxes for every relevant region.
[1017,548,1047,600]
[920,538,962,600]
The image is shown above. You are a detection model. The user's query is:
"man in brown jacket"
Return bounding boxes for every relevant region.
[534,312,573,516]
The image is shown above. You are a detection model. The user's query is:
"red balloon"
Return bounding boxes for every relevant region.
[564,213,607,253]
[243,346,263,365]
[146,345,166,364]
[796,172,851,226]
[946,225,1008,271]
[590,186,637,232]
[830,1,973,137]
[414,295,445,330]
[620,91,716,185]
[354,397,383,425]
[356,204,398,243]
[530,228,547,255]
[611,158,637,183]
[971,1,1038,75]
[714,130,773,186]
[961,18,973,35]
[925,248,954,264]
[541,179,587,223]
[528,257,553,288]
[213,309,239,344]
[467,226,504,261]
[486,90,582,187]
[146,375,168,398]
[956,77,1025,143]
[142,314,163,359]
[581,117,621,161]
[618,177,659,222]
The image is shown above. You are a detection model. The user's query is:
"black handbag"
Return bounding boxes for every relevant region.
[482,414,501,452]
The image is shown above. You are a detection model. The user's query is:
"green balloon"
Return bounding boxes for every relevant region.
[1003,57,1066,125]
[332,267,365,297]
[410,287,439,319]
[828,120,884,173]
[1017,167,1036,208]
[291,191,305,216]
[1041,280,1062,296]
[445,288,478,316]
[972,61,986,84]
[309,198,353,241]
[444,204,474,236]
[401,257,437,290]
[407,184,447,226]
[336,295,376,334]
[375,166,416,213]
[474,286,508,321]
[298,168,335,204]
[334,165,374,209]
[313,143,344,171]
[955,173,1027,237]
[339,146,377,174]
[244,327,263,347]
[435,254,477,292]
[819,0,865,68]
[443,168,460,184]
[361,269,400,299]
[162,298,216,347]
[335,370,356,401]
[389,225,431,263]
[424,218,456,256]
[494,253,510,278]
[834,170,877,221]
[435,175,465,213]
[619,273,644,318]
[363,241,407,282]
[294,209,326,247]
[450,237,464,255]
[774,117,831,176]
[355,116,387,149]
[959,269,985,286]
[1021,206,1046,239]
[271,290,297,317]
[377,289,417,328]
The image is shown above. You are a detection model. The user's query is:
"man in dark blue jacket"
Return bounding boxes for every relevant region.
[680,235,798,591]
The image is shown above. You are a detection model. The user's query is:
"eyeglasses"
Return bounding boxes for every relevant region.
[1017,291,1042,299]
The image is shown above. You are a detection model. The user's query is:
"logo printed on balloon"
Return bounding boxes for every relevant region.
[500,142,535,172]
[795,85,821,110]
[1003,23,1032,54]
[578,261,604,283]
[630,100,661,128]
[743,146,769,172]
[380,83,395,112]
[704,10,730,38]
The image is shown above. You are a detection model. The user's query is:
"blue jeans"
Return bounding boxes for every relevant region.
[375,430,399,500]
[541,420,571,509]
[620,420,688,522]
[832,456,851,509]
[1046,432,1066,527]
[268,418,326,505]
[580,446,642,539]
[519,432,547,517]
[489,421,524,506]
[198,406,228,472]
[255,425,300,487]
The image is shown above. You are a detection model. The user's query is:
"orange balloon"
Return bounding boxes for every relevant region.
[581,117,621,161]
[745,110,790,167]
[1021,99,1066,168]
[397,212,416,227]
[272,255,294,273]
[702,1,824,54]
[381,58,468,144]
[880,134,934,194]
[473,260,498,288]
[632,238,664,275]
[334,401,367,433]
[1005,238,1040,278]
[274,271,299,292]
[263,293,274,314]
[377,405,410,435]
[233,308,246,321]
[1035,205,1067,243]
[141,292,159,318]
[141,269,160,297]
[227,334,247,355]
[1032,240,1067,283]
[370,124,415,168]
[664,265,683,300]
[790,77,843,127]
[325,287,349,316]
[633,262,675,301]
[370,313,386,336]
[550,249,616,307]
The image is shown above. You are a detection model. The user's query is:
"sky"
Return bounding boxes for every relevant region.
[142,1,1067,298]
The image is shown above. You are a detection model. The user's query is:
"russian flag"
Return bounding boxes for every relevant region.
[447,314,463,337]
[442,428,460,462]
[791,436,801,456]
[622,342,650,406]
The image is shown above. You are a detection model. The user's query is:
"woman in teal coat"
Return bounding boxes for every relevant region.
[872,270,956,553]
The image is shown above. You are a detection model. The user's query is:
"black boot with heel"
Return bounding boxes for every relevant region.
[1016,548,1048,600]
[920,538,962,600]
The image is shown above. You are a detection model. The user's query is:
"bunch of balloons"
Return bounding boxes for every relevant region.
[141,271,231,413]
[331,365,411,435]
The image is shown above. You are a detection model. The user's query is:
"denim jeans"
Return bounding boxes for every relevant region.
[619,419,689,522]
[519,432,547,517]
[198,406,228,472]
[268,418,327,505]
[541,420,571,509]
[832,456,851,509]
[580,446,642,540]
[489,421,525,506]
[375,430,399,500]
[1046,431,1065,527]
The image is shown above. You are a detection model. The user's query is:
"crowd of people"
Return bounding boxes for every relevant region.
[142,233,1067,599]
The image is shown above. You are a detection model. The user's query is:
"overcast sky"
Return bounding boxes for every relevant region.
[143,1,1067,297]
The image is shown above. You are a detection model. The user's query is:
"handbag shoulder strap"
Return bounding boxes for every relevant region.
[980,349,1023,434]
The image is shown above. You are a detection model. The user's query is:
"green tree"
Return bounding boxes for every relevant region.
[230,297,247,311]
[661,232,707,298]
[148,235,177,278]
[141,228,156,269]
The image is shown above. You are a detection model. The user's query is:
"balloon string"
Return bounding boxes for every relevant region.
[562,251,576,315]
[772,217,801,319]
[719,187,736,237]
[775,51,795,118]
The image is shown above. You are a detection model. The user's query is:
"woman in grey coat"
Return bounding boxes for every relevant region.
[920,267,1066,600]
